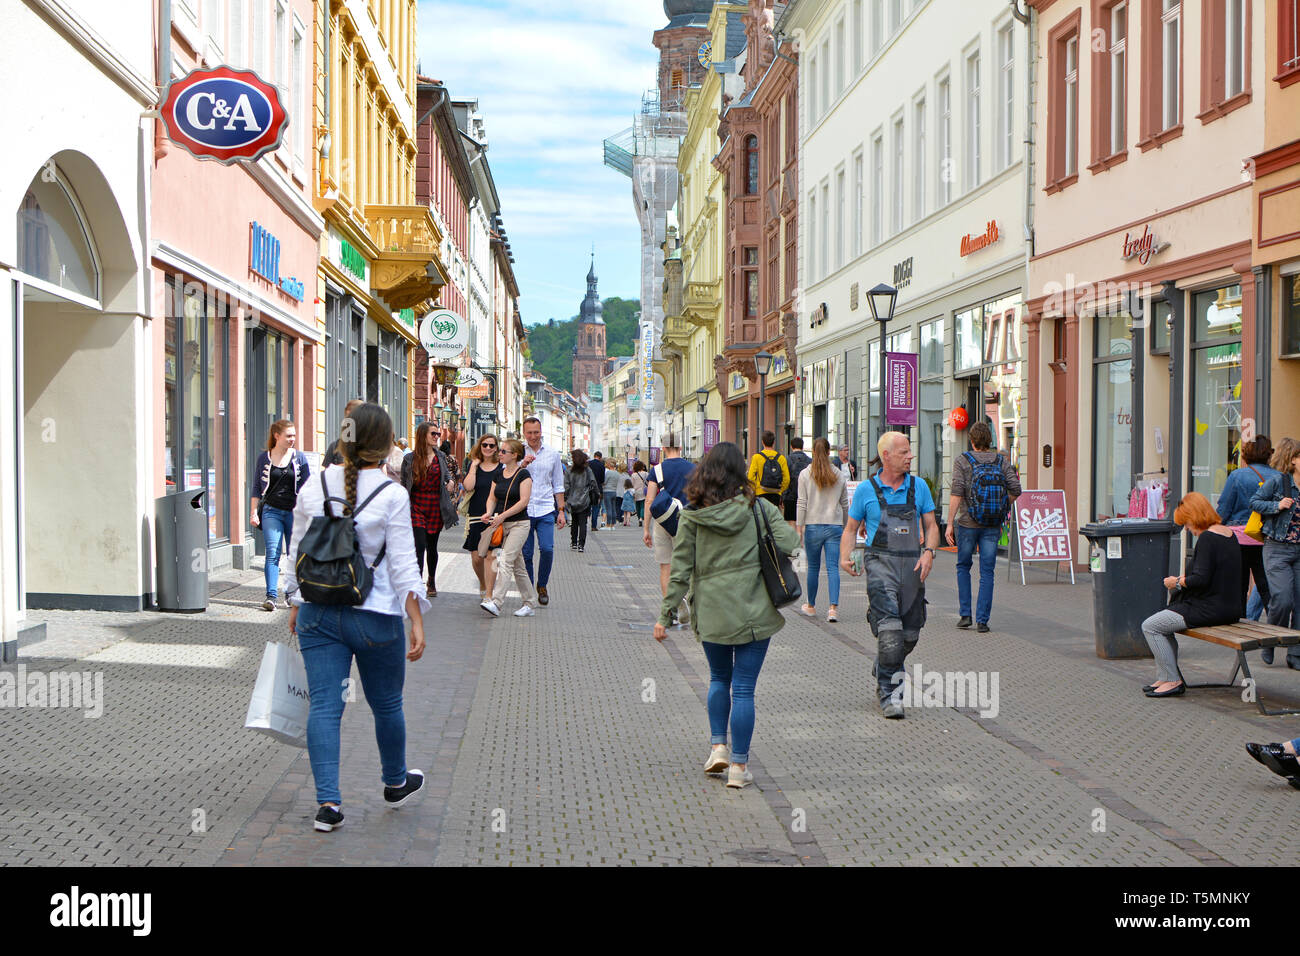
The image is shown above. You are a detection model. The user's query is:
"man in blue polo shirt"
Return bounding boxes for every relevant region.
[840,431,939,719]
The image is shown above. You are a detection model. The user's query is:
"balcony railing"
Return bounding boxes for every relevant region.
[364,205,441,257]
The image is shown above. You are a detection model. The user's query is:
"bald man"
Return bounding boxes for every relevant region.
[840,432,940,718]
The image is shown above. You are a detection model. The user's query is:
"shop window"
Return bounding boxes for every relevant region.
[16,167,100,302]
[1283,274,1300,356]
[1149,298,1171,354]
[920,318,945,378]
[1092,313,1135,519]
[955,304,983,371]
[1189,285,1242,506]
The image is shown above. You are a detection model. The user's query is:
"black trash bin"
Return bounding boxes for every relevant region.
[1080,519,1175,659]
[156,489,209,613]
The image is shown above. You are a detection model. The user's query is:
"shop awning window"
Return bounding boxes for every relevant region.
[16,165,100,303]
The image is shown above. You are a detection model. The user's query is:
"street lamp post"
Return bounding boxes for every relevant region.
[866,283,898,456]
[754,350,773,457]
[696,387,709,457]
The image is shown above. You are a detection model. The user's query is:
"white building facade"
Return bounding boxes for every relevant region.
[0,0,156,657]
[781,0,1030,509]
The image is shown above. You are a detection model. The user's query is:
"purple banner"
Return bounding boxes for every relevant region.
[885,352,919,427]
[649,447,662,466]
[703,419,720,453]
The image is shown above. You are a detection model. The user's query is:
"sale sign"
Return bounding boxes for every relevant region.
[1014,490,1073,562]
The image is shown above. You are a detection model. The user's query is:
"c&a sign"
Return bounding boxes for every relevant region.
[161,66,289,164]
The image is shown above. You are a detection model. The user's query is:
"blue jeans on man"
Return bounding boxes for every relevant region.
[701,638,770,765]
[522,510,556,588]
[956,524,1001,625]
[296,604,410,806]
[803,524,842,607]
[260,505,294,599]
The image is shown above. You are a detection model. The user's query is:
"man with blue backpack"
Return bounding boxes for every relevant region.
[945,421,1021,632]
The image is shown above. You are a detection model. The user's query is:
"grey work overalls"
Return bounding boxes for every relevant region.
[865,475,927,704]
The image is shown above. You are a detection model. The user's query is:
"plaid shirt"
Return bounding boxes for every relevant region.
[409,454,443,534]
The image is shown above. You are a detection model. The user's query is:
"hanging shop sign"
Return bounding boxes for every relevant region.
[641,324,655,403]
[703,420,720,453]
[419,309,468,361]
[249,221,304,301]
[731,372,747,393]
[160,65,289,164]
[959,220,1001,257]
[1120,224,1170,266]
[884,352,919,427]
[454,367,485,389]
[1013,490,1074,562]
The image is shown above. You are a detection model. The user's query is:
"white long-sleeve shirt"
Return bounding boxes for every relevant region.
[282,465,432,618]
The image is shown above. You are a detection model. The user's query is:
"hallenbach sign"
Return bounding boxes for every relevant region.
[160,66,289,164]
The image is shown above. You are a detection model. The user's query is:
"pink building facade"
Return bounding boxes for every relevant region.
[151,0,322,571]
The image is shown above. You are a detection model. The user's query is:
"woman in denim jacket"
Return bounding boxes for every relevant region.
[1250,436,1300,669]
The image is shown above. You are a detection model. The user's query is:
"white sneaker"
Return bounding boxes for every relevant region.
[514,604,535,617]
[726,764,754,789]
[481,600,500,617]
[704,744,730,774]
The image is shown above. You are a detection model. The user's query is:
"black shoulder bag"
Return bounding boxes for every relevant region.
[753,499,801,608]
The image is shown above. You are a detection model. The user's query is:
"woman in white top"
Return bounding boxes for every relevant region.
[282,403,430,834]
[796,437,850,622]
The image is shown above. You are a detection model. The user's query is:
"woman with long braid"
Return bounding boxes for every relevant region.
[282,403,430,833]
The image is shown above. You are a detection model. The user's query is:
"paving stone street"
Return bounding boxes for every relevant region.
[4,522,1299,867]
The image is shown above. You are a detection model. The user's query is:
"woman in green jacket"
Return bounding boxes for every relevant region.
[654,442,800,789]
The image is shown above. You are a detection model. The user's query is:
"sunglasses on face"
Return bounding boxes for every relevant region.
[481,443,497,449]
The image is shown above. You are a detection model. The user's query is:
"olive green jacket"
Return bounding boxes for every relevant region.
[658,494,801,645]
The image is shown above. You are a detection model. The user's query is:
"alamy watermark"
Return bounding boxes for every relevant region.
[0,665,104,718]
[888,663,1000,718]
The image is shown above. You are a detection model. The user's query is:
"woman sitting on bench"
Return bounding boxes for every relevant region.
[1140,492,1242,698]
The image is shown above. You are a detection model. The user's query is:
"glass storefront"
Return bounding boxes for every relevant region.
[324,289,365,442]
[918,317,946,496]
[1282,273,1300,357]
[1189,284,1242,507]
[1092,313,1134,519]
[164,275,229,541]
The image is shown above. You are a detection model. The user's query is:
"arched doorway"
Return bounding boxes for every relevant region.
[10,152,145,612]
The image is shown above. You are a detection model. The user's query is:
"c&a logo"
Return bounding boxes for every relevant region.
[160,66,289,164]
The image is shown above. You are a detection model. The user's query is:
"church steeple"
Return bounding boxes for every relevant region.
[579,251,603,325]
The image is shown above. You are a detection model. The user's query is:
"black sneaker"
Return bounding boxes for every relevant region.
[956,616,973,628]
[314,805,344,832]
[977,622,990,633]
[384,769,425,809]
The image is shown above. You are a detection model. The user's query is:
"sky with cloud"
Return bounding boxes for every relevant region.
[417,0,670,326]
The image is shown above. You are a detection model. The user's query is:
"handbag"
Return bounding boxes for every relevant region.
[244,641,309,748]
[1242,465,1267,543]
[489,469,521,549]
[752,500,801,608]
[650,463,683,536]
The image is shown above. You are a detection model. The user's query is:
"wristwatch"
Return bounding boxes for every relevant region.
[922,547,937,557]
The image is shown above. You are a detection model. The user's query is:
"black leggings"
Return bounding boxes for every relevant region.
[570,511,589,549]
[1241,544,1270,617]
[413,528,440,586]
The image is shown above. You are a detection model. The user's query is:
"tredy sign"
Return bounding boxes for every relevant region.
[160,66,289,164]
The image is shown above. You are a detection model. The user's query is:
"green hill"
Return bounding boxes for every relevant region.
[525,297,640,393]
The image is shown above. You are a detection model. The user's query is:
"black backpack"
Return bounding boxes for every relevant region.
[785,451,811,504]
[294,472,394,606]
[760,451,785,491]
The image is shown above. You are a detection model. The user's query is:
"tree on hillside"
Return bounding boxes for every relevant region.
[525,297,641,393]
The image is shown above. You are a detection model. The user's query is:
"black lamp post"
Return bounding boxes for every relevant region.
[866,283,898,451]
[754,350,773,456]
[696,387,709,457]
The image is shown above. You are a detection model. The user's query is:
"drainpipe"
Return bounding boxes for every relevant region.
[1012,0,1034,262]
[153,0,171,159]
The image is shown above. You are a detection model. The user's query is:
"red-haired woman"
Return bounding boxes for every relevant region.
[401,421,456,597]
[1139,492,1241,698]
[250,419,309,611]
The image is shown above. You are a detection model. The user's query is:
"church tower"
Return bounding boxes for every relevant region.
[571,254,606,400]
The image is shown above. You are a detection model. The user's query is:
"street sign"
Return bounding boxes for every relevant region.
[160,65,289,164]
[419,309,468,361]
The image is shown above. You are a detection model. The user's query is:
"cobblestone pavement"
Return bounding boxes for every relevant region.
[3,519,1299,866]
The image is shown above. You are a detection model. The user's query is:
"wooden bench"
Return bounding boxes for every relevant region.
[1177,620,1300,716]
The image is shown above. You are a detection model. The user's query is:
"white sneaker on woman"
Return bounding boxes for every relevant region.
[481,600,500,617]
[726,764,754,789]
[704,744,730,773]
[514,604,535,617]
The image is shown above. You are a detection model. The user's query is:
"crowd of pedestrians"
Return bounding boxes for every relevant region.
[256,396,1300,831]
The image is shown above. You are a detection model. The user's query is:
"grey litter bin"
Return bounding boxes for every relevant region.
[156,488,209,613]
[1080,519,1175,659]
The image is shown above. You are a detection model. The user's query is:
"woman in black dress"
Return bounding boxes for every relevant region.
[461,434,502,601]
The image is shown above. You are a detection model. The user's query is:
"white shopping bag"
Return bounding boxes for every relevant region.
[792,548,807,575]
[244,641,310,748]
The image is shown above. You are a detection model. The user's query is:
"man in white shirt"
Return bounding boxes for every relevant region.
[520,416,567,606]
[836,445,858,481]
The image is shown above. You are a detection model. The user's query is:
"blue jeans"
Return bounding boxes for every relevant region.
[1247,586,1264,621]
[701,639,770,764]
[261,505,294,599]
[956,524,1000,624]
[296,604,409,806]
[522,510,556,588]
[603,492,619,527]
[804,524,842,607]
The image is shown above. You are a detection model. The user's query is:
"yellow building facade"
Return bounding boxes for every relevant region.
[311,0,448,447]
[662,4,744,456]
